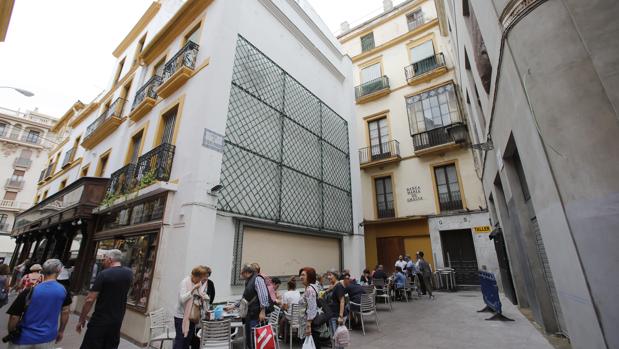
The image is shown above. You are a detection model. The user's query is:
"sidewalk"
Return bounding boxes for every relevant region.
[0,291,558,349]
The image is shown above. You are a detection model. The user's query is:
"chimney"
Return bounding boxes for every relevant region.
[340,21,350,32]
[383,0,393,12]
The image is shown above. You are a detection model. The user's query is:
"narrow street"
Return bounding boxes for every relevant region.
[0,290,558,349]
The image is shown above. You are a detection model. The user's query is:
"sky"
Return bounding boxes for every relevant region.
[0,0,396,118]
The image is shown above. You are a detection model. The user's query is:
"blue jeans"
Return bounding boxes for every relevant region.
[173,317,198,349]
[245,318,259,349]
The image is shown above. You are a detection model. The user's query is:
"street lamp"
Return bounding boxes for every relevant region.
[446,122,494,151]
[0,86,35,97]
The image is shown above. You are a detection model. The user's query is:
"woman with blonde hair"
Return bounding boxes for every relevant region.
[174,265,209,349]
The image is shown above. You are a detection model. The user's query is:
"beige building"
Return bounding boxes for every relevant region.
[338,0,496,284]
[0,106,56,262]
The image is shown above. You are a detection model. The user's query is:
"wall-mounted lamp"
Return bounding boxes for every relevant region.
[207,184,224,196]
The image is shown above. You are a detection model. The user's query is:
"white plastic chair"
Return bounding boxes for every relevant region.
[200,319,232,349]
[268,305,282,340]
[372,278,392,310]
[286,304,305,349]
[147,308,175,349]
[349,293,380,335]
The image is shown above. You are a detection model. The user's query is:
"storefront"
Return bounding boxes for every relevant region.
[363,217,434,273]
[10,177,109,292]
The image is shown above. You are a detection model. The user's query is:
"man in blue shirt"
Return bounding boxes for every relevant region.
[6,258,71,348]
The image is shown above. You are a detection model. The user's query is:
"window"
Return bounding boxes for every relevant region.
[59,179,67,190]
[360,32,375,52]
[153,58,166,78]
[127,131,143,164]
[10,124,22,139]
[11,170,25,182]
[90,233,158,308]
[0,122,6,136]
[80,165,90,177]
[42,190,48,200]
[407,9,424,31]
[185,24,200,45]
[24,130,40,143]
[133,34,147,66]
[3,191,17,201]
[406,83,460,135]
[96,151,110,176]
[158,106,178,145]
[114,58,126,84]
[434,164,463,211]
[375,176,395,218]
[410,41,435,64]
[368,118,391,159]
[360,63,381,84]
[0,213,8,232]
[120,80,133,115]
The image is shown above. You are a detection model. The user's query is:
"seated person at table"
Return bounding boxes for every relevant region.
[393,266,406,289]
[281,277,301,312]
[360,269,372,285]
[372,265,388,284]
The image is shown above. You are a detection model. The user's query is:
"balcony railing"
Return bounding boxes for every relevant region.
[62,147,76,168]
[132,76,163,111]
[106,143,176,196]
[5,178,25,190]
[13,157,32,169]
[85,98,126,139]
[405,53,446,82]
[359,140,400,165]
[354,76,390,101]
[407,14,425,31]
[162,41,199,82]
[377,207,395,219]
[0,131,41,145]
[412,124,462,151]
[438,191,463,211]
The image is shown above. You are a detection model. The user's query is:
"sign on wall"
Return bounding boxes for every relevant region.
[202,128,225,153]
[474,226,491,233]
[406,186,423,202]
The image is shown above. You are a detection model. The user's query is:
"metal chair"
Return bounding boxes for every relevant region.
[361,284,375,295]
[200,319,232,348]
[268,305,282,341]
[349,293,380,335]
[147,308,175,349]
[372,278,392,310]
[286,304,305,349]
[404,276,418,299]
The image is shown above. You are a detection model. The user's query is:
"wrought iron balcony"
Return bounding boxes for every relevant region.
[405,53,446,83]
[5,178,25,190]
[407,14,425,31]
[438,191,463,211]
[157,41,199,98]
[359,140,400,167]
[82,98,126,149]
[377,207,395,219]
[61,147,76,168]
[107,163,136,196]
[412,123,466,152]
[132,76,163,109]
[354,76,390,103]
[105,143,175,196]
[13,157,32,169]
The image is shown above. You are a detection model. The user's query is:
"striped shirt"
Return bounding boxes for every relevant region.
[255,275,271,308]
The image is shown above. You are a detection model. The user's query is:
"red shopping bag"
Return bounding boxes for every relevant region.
[253,323,277,349]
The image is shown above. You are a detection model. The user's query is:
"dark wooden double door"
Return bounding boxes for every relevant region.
[440,229,479,285]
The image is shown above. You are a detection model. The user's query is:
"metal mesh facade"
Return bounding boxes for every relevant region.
[218,36,353,233]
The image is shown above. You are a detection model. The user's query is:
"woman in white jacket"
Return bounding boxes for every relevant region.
[174,265,209,349]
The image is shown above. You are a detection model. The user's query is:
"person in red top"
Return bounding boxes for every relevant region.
[20,264,43,289]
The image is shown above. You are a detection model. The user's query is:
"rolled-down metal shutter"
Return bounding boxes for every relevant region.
[532,218,567,337]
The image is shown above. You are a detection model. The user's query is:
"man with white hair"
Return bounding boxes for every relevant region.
[5,258,71,348]
[76,249,133,349]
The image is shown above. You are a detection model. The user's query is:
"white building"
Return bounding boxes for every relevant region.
[0,107,56,263]
[337,0,496,286]
[11,0,362,344]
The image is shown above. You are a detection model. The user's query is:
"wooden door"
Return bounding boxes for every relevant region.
[376,237,404,274]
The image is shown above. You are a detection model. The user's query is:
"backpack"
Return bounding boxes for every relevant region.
[257,274,276,313]
[309,284,331,327]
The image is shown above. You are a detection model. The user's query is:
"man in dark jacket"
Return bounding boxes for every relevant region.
[239,264,270,349]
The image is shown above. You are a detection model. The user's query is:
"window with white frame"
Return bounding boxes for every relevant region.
[406,83,461,135]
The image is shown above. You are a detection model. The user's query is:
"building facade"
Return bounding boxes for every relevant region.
[0,107,56,262]
[11,0,362,344]
[338,0,495,286]
[444,0,619,347]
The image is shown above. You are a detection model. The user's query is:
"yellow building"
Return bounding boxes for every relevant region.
[338,0,496,284]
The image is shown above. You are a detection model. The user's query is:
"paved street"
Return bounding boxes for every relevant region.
[0,290,558,349]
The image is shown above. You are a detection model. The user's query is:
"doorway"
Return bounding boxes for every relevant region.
[377,237,404,274]
[440,229,479,285]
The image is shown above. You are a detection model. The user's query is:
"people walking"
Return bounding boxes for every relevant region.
[417,251,434,299]
[76,249,133,349]
[0,264,10,308]
[233,264,270,349]
[20,264,43,290]
[174,266,210,349]
[5,259,71,348]
[415,252,427,295]
[11,259,30,293]
[299,267,322,349]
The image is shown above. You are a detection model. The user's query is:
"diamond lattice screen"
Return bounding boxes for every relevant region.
[218,36,353,233]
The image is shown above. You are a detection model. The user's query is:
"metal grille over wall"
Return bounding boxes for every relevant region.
[218,36,353,234]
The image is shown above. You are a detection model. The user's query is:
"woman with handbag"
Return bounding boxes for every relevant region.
[174,266,209,349]
[299,267,322,349]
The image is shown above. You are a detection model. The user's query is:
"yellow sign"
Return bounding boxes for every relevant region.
[474,226,491,233]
